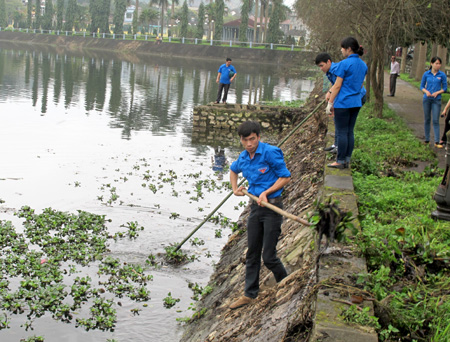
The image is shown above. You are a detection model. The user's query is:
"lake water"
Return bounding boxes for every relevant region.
[0,45,314,341]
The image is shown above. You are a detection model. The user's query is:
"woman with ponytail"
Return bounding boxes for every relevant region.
[327,37,368,169]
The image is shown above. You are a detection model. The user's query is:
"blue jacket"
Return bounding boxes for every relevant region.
[230,142,291,198]
[420,70,447,100]
[327,62,366,101]
[218,64,237,84]
[334,54,368,108]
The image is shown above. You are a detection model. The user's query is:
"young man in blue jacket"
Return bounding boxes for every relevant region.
[229,121,290,309]
[215,57,237,104]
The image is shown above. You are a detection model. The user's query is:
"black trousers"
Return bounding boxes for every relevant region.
[389,73,398,96]
[441,113,450,143]
[216,83,231,103]
[244,202,287,299]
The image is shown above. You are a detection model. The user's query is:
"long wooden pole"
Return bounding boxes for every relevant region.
[242,190,311,226]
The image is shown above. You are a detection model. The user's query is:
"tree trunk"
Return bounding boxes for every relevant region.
[208,0,212,41]
[409,42,420,79]
[259,1,264,43]
[415,41,427,82]
[370,32,384,117]
[161,3,164,37]
[264,0,269,43]
[431,43,438,58]
[437,45,448,74]
[136,0,139,30]
[400,46,407,74]
[365,56,371,103]
[253,0,258,43]
[171,2,175,35]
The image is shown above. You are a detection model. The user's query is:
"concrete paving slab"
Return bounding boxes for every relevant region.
[324,175,354,190]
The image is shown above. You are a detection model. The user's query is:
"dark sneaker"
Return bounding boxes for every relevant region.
[229,296,253,309]
[323,145,336,151]
[329,147,338,154]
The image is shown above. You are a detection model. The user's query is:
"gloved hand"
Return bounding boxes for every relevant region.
[326,102,333,115]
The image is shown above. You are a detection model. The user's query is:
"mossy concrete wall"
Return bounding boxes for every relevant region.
[310,116,378,342]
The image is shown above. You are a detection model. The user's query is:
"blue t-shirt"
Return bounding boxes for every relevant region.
[420,70,448,100]
[334,54,368,108]
[230,141,291,198]
[218,64,237,84]
[327,62,366,100]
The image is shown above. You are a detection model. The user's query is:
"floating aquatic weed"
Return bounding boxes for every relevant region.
[0,313,10,330]
[120,221,144,239]
[163,244,195,264]
[75,297,117,331]
[148,184,157,193]
[189,238,205,247]
[169,212,180,220]
[158,170,178,184]
[2,208,154,334]
[188,282,213,301]
[130,307,141,315]
[214,229,222,238]
[163,292,180,309]
[145,253,161,268]
[19,336,45,342]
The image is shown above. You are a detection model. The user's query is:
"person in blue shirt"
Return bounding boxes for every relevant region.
[215,57,237,104]
[420,56,448,148]
[327,37,368,169]
[228,121,291,309]
[315,52,366,154]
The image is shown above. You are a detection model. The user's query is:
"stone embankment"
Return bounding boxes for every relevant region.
[192,103,301,146]
[181,87,379,341]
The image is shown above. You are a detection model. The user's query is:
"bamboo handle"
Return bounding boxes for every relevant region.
[242,189,311,226]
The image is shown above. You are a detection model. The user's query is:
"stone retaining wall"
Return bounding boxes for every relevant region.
[192,103,302,144]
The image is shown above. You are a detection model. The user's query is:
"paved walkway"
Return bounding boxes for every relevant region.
[383,72,446,169]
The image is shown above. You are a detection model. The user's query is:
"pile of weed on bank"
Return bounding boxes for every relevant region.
[351,102,450,341]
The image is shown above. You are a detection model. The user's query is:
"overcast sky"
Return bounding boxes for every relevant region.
[284,0,295,7]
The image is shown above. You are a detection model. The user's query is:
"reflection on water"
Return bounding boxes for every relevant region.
[0,48,313,140]
[0,46,313,342]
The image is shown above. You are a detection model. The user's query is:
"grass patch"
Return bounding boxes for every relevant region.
[351,102,450,341]
[352,101,435,176]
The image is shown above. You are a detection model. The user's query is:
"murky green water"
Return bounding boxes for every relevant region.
[0,46,313,341]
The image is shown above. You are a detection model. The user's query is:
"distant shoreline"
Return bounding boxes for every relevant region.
[0,31,312,66]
